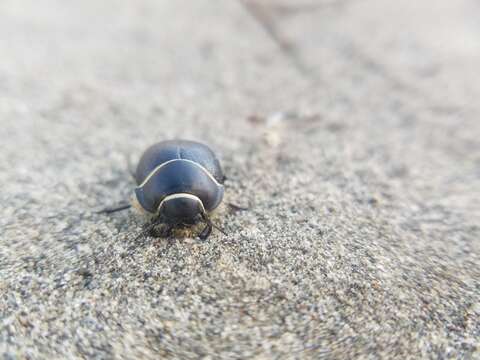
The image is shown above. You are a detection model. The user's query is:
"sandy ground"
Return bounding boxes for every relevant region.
[1,0,479,358]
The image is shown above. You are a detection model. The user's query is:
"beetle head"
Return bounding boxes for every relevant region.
[158,193,204,225]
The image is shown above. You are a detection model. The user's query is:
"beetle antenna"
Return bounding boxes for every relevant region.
[201,211,228,237]
[212,222,228,236]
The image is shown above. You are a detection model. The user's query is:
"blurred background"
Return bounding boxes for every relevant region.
[1,0,479,358]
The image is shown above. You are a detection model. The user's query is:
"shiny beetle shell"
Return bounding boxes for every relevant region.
[134,140,225,218]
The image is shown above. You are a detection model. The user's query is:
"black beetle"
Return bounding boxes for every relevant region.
[100,140,227,240]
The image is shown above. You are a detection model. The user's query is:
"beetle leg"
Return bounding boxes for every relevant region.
[197,211,212,240]
[199,222,213,240]
[97,203,132,214]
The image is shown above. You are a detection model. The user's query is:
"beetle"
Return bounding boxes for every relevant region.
[100,140,227,240]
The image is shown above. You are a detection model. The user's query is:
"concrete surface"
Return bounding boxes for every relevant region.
[1,0,479,358]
